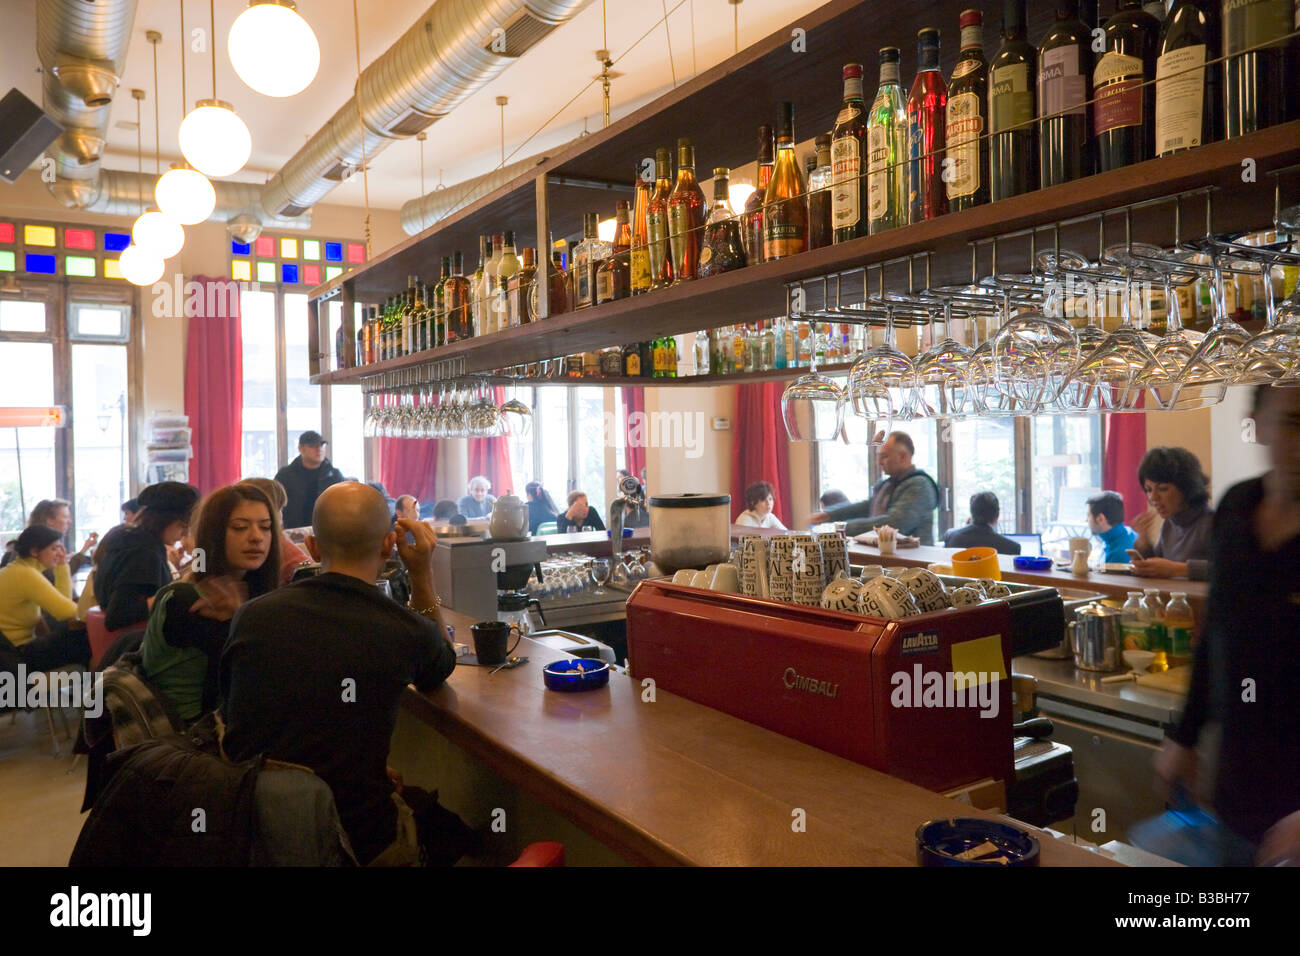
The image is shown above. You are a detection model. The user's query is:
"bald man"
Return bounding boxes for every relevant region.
[220,482,457,865]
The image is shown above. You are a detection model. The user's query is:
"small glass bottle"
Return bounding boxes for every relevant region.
[694,329,710,375]
[806,133,834,249]
[773,317,788,369]
[759,321,776,370]
[699,168,747,277]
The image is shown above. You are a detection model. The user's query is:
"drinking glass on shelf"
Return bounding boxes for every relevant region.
[1174,249,1251,402]
[499,391,533,439]
[781,316,846,442]
[988,273,1077,414]
[591,558,611,595]
[913,301,972,419]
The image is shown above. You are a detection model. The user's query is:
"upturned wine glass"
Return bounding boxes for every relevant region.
[782,316,845,442]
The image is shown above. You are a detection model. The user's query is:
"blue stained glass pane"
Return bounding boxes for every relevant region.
[24,253,57,274]
[281,263,299,284]
[324,242,342,262]
[104,232,131,252]
[231,240,250,255]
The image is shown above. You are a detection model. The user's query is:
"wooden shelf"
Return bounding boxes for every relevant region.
[472,363,859,389]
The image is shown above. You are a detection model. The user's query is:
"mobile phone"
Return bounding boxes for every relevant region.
[1125,549,1142,563]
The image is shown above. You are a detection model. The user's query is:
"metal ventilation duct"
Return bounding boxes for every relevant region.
[399,151,552,235]
[85,169,312,231]
[260,0,595,219]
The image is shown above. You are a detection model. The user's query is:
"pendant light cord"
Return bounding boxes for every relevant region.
[179,0,186,110]
[151,36,161,177]
[136,95,144,217]
[352,0,373,257]
[209,0,217,99]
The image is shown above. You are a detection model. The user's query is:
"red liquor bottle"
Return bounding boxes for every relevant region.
[907,27,949,223]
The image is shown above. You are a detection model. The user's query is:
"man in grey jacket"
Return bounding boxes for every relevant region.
[809,432,939,543]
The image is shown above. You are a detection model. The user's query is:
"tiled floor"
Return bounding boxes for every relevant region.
[0,707,87,866]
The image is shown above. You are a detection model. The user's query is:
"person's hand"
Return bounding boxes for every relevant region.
[386,766,405,795]
[54,547,69,566]
[78,532,98,555]
[1258,809,1300,866]
[809,511,829,524]
[396,518,439,608]
[1153,740,1198,803]
[1131,508,1158,547]
[190,576,246,621]
[1130,556,1185,579]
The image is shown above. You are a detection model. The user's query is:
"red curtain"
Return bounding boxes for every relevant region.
[621,386,646,482]
[467,387,515,496]
[376,438,439,502]
[184,276,242,493]
[729,383,792,525]
[1104,406,1148,524]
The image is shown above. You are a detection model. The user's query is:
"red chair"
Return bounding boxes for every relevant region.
[85,608,136,669]
[508,842,565,867]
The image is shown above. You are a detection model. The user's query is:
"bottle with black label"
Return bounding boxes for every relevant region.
[989,0,1038,200]
[946,9,990,212]
[1156,1,1221,156]
[1038,0,1093,187]
[1094,0,1159,173]
[1222,0,1299,137]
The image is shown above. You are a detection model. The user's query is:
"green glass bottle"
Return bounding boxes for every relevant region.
[867,46,908,234]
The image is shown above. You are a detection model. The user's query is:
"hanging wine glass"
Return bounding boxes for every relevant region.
[1072,272,1156,413]
[1175,251,1251,402]
[989,273,1077,413]
[781,299,846,442]
[499,387,533,439]
[1233,241,1300,385]
[847,303,914,437]
[914,300,972,419]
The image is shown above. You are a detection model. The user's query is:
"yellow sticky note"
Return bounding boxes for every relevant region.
[950,634,1006,689]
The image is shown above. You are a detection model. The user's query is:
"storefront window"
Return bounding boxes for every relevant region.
[1032,415,1103,550]
[949,418,1017,533]
[240,289,278,477]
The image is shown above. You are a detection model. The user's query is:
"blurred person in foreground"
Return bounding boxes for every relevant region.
[1155,386,1300,865]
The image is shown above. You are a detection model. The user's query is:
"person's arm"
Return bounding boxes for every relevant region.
[823,498,878,523]
[587,508,606,532]
[18,565,79,622]
[158,583,233,655]
[768,513,788,531]
[393,518,457,692]
[877,479,936,538]
[52,561,73,599]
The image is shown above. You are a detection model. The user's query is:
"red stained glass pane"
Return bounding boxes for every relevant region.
[346,243,365,263]
[303,264,321,286]
[255,236,274,257]
[64,228,96,250]
[0,223,13,243]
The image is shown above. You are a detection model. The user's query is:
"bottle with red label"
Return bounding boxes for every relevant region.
[831,64,869,242]
[1094,0,1159,173]
[946,9,989,212]
[1038,0,1093,187]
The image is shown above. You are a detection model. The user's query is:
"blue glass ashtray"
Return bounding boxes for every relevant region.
[543,658,610,692]
[915,818,1041,867]
[1013,555,1054,571]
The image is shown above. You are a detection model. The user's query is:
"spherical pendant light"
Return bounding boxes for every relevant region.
[179,99,252,177]
[132,210,185,259]
[156,165,216,225]
[228,1,320,98]
[119,245,166,286]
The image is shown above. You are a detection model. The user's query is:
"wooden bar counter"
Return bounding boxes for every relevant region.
[389,606,1115,867]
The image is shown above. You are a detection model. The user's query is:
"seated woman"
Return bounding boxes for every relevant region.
[555,491,606,534]
[457,476,496,519]
[734,480,788,530]
[94,481,199,631]
[0,526,90,671]
[242,477,311,584]
[525,481,560,534]
[140,482,281,725]
[1131,447,1214,580]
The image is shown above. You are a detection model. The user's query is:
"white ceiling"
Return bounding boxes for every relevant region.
[1,0,828,212]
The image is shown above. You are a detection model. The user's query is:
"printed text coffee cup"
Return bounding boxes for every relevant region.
[471,620,521,666]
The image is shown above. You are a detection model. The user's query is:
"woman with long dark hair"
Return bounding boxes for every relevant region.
[524,481,560,534]
[139,482,281,724]
[0,525,89,671]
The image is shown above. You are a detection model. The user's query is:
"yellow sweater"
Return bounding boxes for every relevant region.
[0,557,79,646]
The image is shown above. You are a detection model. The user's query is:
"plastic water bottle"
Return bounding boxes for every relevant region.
[1165,592,1195,664]
[1121,592,1148,651]
[1142,589,1169,671]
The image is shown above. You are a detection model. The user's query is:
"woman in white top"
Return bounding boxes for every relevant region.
[735,480,787,530]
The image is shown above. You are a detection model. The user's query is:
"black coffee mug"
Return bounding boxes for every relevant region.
[470,621,521,666]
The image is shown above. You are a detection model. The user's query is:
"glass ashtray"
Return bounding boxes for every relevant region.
[542,658,610,692]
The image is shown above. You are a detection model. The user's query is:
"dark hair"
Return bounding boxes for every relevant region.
[1087,491,1127,526]
[136,508,186,540]
[819,489,849,508]
[241,477,288,513]
[525,481,559,514]
[190,482,281,598]
[1137,447,1210,511]
[16,525,63,558]
[432,499,459,521]
[745,480,775,511]
[121,497,139,515]
[888,431,915,456]
[28,498,70,528]
[566,490,588,508]
[969,491,999,525]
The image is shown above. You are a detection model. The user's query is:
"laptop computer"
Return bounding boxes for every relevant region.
[1005,533,1043,557]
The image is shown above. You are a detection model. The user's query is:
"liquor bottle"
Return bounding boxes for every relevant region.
[646,148,675,289]
[989,0,1038,200]
[352,312,363,367]
[630,170,652,295]
[510,247,537,325]
[482,234,504,333]
[638,340,653,377]
[700,167,747,277]
[1038,0,1093,187]
[1156,1,1221,156]
[596,200,632,304]
[831,65,869,243]
[532,250,567,319]
[759,321,776,370]
[622,340,644,377]
[565,353,584,379]
[496,231,520,327]
[573,213,608,309]
[470,235,488,337]
[401,278,417,356]
[600,347,623,377]
[336,316,348,370]
[666,334,678,378]
[807,135,835,248]
[742,125,775,262]
[1094,0,1159,173]
[435,259,450,347]
[867,47,908,234]
[907,27,949,224]
[447,251,469,342]
[668,138,707,281]
[947,9,990,211]
[1223,0,1298,137]
[763,102,808,260]
[652,335,666,379]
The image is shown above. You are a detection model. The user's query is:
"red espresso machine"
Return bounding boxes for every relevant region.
[627,581,1037,793]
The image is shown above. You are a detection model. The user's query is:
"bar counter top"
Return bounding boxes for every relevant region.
[403,606,1116,866]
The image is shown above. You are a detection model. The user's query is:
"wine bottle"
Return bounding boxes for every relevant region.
[832,64,870,242]
[946,9,990,212]
[763,102,808,260]
[742,125,774,262]
[807,135,835,248]
[907,27,949,223]
[700,167,747,276]
[630,168,652,295]
[1094,0,1159,173]
[668,138,707,280]
[646,147,675,288]
[989,0,1038,200]
[470,235,488,337]
[596,200,632,304]
[1222,0,1298,137]
[1156,1,1221,156]
[867,47,908,234]
[447,250,469,341]
[1038,0,1093,187]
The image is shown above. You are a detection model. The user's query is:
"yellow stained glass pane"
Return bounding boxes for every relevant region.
[302,240,320,260]
[231,259,252,281]
[280,238,298,259]
[24,224,57,247]
[104,258,123,279]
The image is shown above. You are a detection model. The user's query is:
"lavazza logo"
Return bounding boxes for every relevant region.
[0,666,101,718]
[50,886,151,936]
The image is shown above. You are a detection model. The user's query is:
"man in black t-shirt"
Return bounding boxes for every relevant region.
[220,482,456,865]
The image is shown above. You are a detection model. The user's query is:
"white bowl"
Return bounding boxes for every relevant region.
[1123,649,1157,673]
